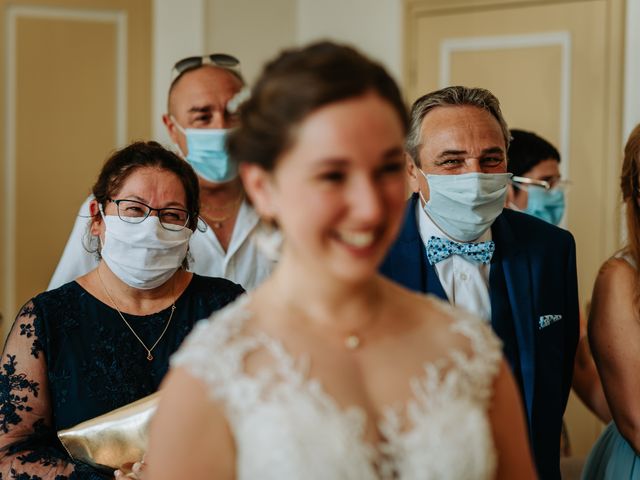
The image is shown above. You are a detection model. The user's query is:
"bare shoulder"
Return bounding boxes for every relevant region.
[379,276,490,354]
[589,255,640,343]
[380,276,455,323]
[597,256,636,285]
[591,256,638,312]
[147,367,235,479]
[152,367,218,435]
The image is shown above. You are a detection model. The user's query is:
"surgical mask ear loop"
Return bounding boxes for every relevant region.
[96,203,107,249]
[417,169,429,206]
[169,116,188,158]
[170,115,186,135]
[418,190,428,206]
[417,180,447,237]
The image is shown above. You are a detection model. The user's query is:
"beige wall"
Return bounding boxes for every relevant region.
[205,0,297,84]
[624,0,640,140]
[0,0,151,325]
[297,0,403,83]
[152,0,206,147]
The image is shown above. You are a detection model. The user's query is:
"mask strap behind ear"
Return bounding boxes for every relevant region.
[170,115,187,135]
[168,116,188,158]
[418,170,429,206]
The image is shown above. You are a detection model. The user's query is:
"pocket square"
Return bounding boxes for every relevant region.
[538,314,562,329]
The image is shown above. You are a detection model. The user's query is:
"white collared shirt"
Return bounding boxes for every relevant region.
[415,201,492,321]
[48,196,278,291]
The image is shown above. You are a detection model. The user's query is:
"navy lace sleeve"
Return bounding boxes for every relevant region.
[0,275,243,480]
[0,301,106,480]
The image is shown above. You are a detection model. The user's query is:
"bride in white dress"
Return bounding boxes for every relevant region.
[146,42,536,480]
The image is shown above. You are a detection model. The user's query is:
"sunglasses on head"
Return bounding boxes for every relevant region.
[171,53,241,82]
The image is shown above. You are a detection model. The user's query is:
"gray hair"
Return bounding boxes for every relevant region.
[405,86,510,166]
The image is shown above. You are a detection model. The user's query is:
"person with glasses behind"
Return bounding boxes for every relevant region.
[506,129,568,226]
[0,141,244,479]
[48,53,278,292]
[506,129,611,429]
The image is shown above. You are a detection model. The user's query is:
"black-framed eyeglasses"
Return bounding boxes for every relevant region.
[108,199,191,231]
[171,53,241,83]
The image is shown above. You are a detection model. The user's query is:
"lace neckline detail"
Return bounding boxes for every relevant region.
[173,294,501,479]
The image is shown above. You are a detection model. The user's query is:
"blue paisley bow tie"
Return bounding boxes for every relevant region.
[425,236,495,265]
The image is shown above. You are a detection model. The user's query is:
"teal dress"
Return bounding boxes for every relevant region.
[582,422,640,479]
[583,252,639,479]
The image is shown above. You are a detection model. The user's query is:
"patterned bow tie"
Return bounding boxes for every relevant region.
[425,236,495,265]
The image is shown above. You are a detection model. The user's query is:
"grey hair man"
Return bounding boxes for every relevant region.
[380,85,579,480]
[49,54,277,291]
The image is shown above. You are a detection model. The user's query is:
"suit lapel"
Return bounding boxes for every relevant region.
[403,194,448,299]
[425,259,448,300]
[389,194,427,292]
[492,213,536,422]
[382,193,449,299]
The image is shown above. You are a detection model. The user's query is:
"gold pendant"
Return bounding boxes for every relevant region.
[147,353,154,361]
[345,335,360,350]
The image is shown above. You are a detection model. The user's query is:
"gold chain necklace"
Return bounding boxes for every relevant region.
[97,266,176,361]
[204,192,244,212]
[202,194,244,228]
[208,211,235,229]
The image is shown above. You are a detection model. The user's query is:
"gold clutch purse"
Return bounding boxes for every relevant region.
[57,392,159,470]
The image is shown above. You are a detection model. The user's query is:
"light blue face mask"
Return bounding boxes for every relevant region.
[172,119,238,183]
[420,172,512,242]
[524,186,565,226]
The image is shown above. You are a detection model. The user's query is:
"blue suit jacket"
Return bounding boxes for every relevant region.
[380,194,579,480]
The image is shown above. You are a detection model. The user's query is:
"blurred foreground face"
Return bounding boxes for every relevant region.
[248,92,407,283]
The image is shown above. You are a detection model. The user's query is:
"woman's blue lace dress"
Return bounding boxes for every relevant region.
[0,274,244,479]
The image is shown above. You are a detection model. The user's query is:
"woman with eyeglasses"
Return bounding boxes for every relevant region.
[0,141,244,479]
[582,124,640,479]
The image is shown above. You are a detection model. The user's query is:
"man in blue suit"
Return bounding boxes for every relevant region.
[380,86,579,479]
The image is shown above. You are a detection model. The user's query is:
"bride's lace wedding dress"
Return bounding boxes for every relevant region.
[172,295,503,479]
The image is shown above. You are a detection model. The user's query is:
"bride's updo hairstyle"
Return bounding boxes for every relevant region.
[227,41,408,171]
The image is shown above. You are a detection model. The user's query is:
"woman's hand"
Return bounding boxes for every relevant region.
[114,458,146,479]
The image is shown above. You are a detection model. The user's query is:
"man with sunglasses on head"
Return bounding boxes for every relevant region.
[49,54,278,291]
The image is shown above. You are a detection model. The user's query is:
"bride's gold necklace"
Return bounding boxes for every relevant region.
[97,266,176,361]
[345,334,362,350]
[308,309,381,351]
[344,318,379,350]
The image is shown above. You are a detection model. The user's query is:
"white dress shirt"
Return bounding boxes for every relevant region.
[416,201,492,321]
[48,196,278,291]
